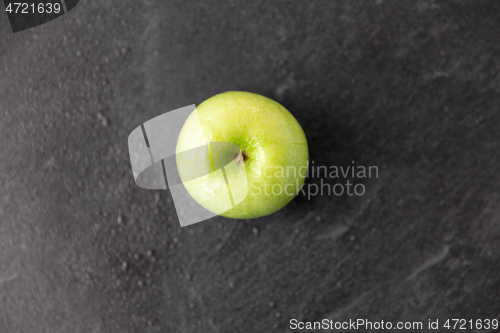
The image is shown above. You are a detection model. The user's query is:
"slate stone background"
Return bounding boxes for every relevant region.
[1,1,500,332]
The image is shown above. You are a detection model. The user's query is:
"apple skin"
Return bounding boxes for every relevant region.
[175,91,308,219]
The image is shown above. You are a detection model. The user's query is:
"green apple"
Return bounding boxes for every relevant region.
[175,91,308,219]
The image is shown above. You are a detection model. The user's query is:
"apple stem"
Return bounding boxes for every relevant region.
[235,150,249,164]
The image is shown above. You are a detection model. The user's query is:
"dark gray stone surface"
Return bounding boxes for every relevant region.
[1,1,500,332]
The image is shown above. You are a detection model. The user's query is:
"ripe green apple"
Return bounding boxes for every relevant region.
[175,91,308,219]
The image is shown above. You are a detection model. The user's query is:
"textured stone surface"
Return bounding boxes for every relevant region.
[1,1,499,332]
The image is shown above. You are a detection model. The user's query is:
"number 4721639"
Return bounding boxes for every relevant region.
[443,319,498,330]
[5,2,61,14]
